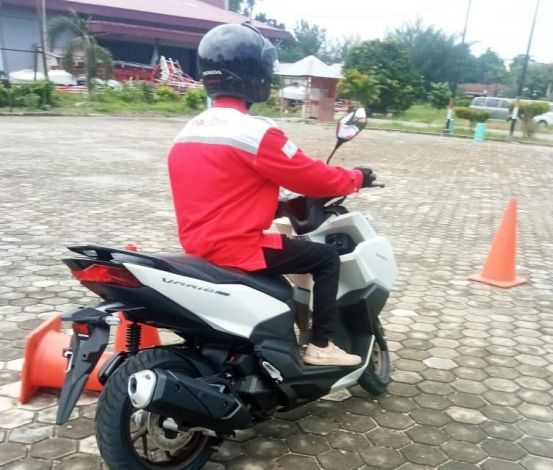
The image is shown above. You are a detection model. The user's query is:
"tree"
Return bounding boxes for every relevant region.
[48,11,113,97]
[389,19,508,90]
[228,0,240,12]
[320,35,362,65]
[456,44,480,84]
[337,68,380,110]
[254,12,285,30]
[390,20,467,90]
[477,48,507,84]
[278,20,326,63]
[229,0,254,16]
[507,56,553,99]
[344,39,422,113]
[427,82,450,109]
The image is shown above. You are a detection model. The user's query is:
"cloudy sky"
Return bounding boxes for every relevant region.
[254,0,551,64]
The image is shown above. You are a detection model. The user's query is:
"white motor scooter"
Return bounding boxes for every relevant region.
[55,108,398,469]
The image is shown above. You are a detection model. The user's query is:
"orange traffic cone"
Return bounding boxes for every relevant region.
[114,312,162,351]
[20,314,110,404]
[468,197,527,288]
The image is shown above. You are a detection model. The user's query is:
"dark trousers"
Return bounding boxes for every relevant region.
[258,236,340,347]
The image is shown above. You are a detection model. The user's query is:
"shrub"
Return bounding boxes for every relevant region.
[155,85,179,102]
[11,81,56,108]
[454,107,490,125]
[95,87,120,103]
[22,94,40,109]
[119,82,144,103]
[184,88,207,110]
[510,101,550,137]
[139,81,155,103]
[455,96,472,107]
[0,85,8,107]
[266,92,277,107]
[427,82,450,109]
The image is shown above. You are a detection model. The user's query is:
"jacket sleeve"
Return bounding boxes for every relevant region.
[252,127,363,197]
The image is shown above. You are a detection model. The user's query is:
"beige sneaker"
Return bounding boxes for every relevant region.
[303,341,362,366]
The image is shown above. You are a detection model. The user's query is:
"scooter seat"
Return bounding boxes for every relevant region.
[135,253,293,304]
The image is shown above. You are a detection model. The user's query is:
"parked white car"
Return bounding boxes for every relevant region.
[533,104,553,126]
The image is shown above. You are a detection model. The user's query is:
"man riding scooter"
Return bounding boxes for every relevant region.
[167,23,376,366]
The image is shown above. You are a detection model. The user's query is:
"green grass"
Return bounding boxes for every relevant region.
[0,92,196,116]
[397,104,445,124]
[0,90,299,118]
[365,120,553,146]
[61,92,199,115]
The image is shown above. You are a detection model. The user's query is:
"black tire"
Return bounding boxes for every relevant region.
[358,320,391,396]
[96,348,216,470]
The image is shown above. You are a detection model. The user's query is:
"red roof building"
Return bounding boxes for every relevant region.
[458,83,506,98]
[0,0,289,77]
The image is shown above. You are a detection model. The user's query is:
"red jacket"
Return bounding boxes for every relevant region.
[168,98,363,271]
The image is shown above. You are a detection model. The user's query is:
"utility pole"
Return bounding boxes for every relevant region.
[0,1,8,77]
[444,0,472,134]
[509,0,540,138]
[36,0,49,80]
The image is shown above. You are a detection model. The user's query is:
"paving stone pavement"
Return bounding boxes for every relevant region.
[1,116,552,470]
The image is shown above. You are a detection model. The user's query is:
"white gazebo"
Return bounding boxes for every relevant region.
[276,55,342,121]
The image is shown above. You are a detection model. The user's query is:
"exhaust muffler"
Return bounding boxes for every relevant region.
[128,369,252,433]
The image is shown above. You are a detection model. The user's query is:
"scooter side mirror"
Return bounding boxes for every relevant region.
[327,108,367,164]
[336,108,367,143]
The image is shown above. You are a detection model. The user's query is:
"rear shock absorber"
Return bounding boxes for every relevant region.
[126,322,142,353]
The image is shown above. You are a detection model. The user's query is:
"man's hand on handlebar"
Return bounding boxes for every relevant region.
[355,167,384,188]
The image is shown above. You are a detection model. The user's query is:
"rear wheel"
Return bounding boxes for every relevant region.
[358,320,390,396]
[96,348,217,470]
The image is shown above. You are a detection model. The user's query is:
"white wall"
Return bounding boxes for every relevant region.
[0,5,41,74]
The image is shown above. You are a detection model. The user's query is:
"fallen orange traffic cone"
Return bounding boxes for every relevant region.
[20,314,110,404]
[468,197,527,288]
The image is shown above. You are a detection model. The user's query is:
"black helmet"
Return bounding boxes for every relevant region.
[198,23,278,103]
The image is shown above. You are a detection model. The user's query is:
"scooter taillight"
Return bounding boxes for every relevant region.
[72,264,142,288]
[72,322,90,336]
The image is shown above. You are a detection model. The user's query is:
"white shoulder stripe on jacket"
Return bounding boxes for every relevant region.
[175,107,277,156]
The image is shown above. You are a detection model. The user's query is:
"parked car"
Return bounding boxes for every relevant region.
[469,96,513,120]
[532,103,553,127]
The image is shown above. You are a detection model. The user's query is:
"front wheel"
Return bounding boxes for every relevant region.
[358,321,391,396]
[95,348,217,470]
